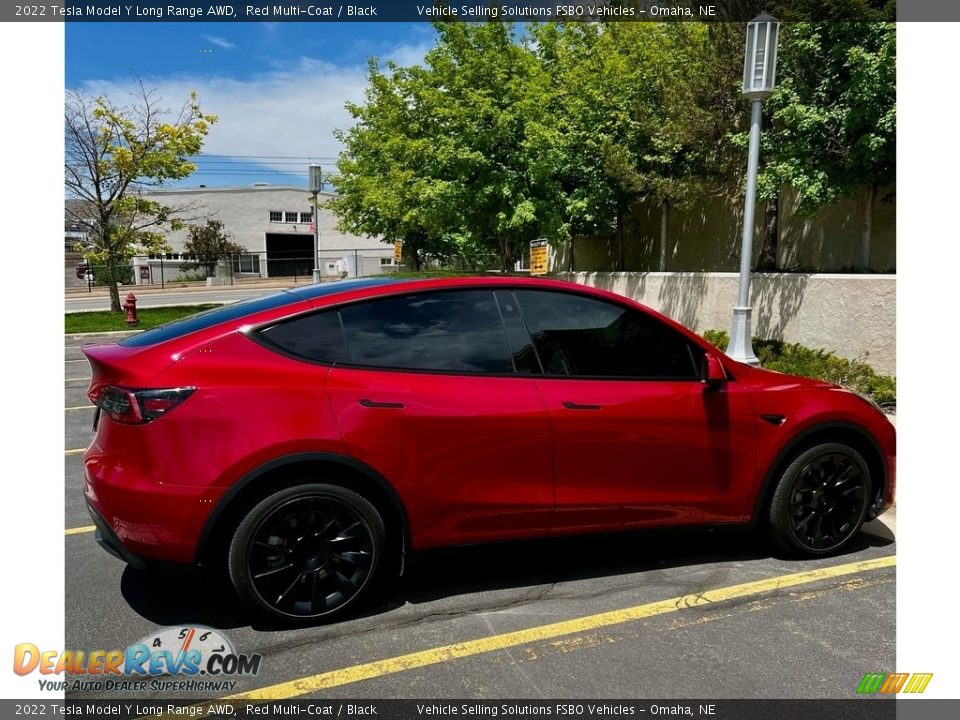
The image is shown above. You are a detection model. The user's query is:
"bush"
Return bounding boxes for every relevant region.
[701,330,896,408]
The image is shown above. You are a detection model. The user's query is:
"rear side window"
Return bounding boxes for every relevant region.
[258,311,349,363]
[339,290,514,374]
[514,290,701,379]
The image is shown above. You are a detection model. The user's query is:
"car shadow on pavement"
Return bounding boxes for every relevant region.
[118,523,894,632]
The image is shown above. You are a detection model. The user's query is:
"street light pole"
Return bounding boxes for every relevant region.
[729,99,763,365]
[309,164,323,284]
[728,12,779,366]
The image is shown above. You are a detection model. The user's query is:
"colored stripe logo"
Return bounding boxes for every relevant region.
[857,672,933,694]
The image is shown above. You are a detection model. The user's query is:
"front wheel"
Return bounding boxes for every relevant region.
[228,483,385,621]
[766,443,872,556]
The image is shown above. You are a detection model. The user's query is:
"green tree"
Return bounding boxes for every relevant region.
[751,21,896,269]
[65,82,217,311]
[180,219,246,277]
[535,22,743,270]
[333,22,568,271]
[331,60,458,271]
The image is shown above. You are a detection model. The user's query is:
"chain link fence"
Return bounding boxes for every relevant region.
[66,249,407,291]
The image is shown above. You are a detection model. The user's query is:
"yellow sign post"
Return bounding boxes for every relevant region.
[529,239,549,276]
[393,240,403,264]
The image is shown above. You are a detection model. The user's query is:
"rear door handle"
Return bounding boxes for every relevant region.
[562,401,603,411]
[358,398,405,409]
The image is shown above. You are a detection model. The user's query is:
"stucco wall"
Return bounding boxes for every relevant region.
[142,186,390,255]
[558,272,896,376]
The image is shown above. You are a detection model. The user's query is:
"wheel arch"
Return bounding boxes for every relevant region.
[194,452,411,573]
[750,420,888,526]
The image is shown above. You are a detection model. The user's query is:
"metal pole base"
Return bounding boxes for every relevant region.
[728,306,760,366]
[312,269,321,284]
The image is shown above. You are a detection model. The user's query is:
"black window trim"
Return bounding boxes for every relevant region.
[247,284,707,382]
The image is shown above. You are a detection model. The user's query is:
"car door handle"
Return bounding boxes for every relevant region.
[562,401,603,410]
[358,398,405,409]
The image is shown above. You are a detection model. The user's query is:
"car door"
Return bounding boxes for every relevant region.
[512,288,756,532]
[324,289,554,549]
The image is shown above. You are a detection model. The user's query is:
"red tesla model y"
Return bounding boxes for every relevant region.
[82,276,895,621]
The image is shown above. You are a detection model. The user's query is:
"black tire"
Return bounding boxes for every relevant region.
[766,442,872,557]
[228,483,385,622]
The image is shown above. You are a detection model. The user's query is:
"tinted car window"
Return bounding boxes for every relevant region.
[514,290,701,379]
[258,311,350,364]
[339,290,514,373]
[119,279,399,349]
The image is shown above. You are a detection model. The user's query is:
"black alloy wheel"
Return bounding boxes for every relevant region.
[229,484,385,621]
[767,443,872,556]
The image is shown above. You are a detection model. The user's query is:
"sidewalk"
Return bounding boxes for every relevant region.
[65,277,310,297]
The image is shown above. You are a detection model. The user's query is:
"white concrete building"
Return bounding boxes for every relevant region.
[135,185,394,284]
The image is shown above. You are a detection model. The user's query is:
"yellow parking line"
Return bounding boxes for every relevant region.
[65,525,95,536]
[225,555,896,701]
[65,448,86,456]
[66,405,93,411]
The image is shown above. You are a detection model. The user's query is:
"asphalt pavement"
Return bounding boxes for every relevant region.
[63,335,896,701]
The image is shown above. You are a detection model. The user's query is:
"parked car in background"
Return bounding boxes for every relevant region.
[81,276,895,622]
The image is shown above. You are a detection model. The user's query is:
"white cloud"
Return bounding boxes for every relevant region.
[201,35,236,50]
[73,42,431,177]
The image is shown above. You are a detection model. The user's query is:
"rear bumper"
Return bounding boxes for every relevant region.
[83,445,221,565]
[85,500,147,570]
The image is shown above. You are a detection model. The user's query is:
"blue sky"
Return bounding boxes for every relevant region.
[66,22,434,187]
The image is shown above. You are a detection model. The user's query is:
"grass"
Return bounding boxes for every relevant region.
[65,304,223,334]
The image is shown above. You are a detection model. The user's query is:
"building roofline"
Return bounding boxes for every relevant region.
[144,186,340,197]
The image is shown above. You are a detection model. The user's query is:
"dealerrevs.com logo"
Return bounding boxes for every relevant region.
[14,626,262,693]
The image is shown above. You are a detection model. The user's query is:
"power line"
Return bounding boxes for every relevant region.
[188,154,339,160]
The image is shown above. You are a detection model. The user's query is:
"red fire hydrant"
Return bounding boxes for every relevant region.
[122,293,139,326]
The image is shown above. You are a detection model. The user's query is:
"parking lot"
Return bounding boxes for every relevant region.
[64,333,896,700]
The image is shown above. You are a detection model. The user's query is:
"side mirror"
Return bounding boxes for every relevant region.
[702,354,727,389]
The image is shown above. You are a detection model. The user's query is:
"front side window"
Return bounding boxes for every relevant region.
[514,290,701,379]
[339,290,513,374]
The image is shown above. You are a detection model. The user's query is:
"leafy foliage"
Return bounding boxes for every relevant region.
[748,21,896,214]
[65,81,217,311]
[180,220,246,277]
[702,329,896,406]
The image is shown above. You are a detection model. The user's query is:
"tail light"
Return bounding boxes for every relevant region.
[89,386,196,424]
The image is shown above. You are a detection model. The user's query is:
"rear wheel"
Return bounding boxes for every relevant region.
[767,443,871,556]
[228,483,385,621]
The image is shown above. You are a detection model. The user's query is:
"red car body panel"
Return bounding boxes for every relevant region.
[535,376,757,532]
[81,276,896,566]
[326,367,553,547]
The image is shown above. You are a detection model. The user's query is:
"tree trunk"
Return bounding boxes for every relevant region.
[106,259,121,313]
[659,199,669,272]
[861,184,876,270]
[498,236,512,273]
[757,193,779,271]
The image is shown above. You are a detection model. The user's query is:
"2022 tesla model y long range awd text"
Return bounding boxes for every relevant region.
[82,276,895,622]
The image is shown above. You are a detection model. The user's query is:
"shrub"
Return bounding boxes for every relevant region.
[701,330,896,408]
